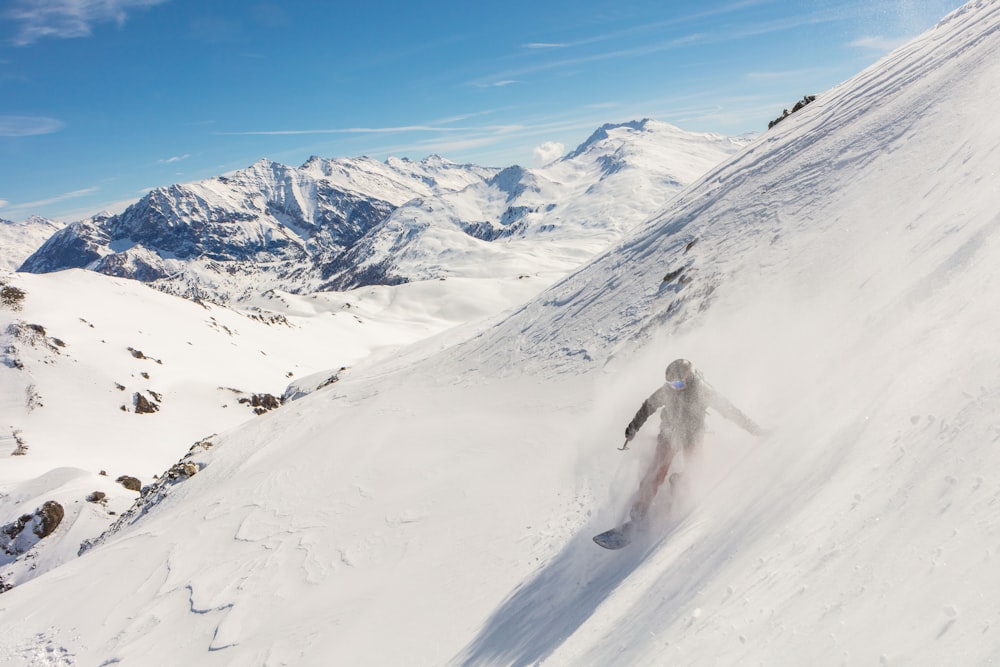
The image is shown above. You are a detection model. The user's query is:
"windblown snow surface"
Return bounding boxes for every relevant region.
[3,1,1000,665]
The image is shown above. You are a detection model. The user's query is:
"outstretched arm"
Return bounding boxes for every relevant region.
[624,387,667,443]
[705,384,764,436]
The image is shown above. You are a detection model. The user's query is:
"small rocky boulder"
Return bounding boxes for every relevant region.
[116,475,142,492]
[1,501,65,556]
[134,392,159,414]
[239,392,281,415]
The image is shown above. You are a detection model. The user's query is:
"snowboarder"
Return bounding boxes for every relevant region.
[619,358,763,528]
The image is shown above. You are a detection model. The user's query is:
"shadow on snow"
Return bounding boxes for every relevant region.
[451,521,670,667]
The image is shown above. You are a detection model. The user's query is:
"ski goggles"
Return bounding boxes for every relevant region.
[667,379,687,390]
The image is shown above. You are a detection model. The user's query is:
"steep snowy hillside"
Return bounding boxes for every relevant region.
[0,216,62,270]
[454,1,1000,664]
[2,1,1000,666]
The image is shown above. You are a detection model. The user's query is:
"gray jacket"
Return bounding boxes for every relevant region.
[625,373,761,446]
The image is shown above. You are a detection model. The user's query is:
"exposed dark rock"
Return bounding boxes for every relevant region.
[768,95,817,130]
[663,267,686,283]
[116,475,142,492]
[35,501,64,539]
[0,283,26,310]
[86,491,107,504]
[1,501,64,557]
[128,347,162,364]
[133,392,159,414]
[239,392,281,415]
[10,429,28,456]
[1,515,31,544]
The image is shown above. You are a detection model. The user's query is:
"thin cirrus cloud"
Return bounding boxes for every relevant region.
[849,35,910,52]
[478,4,846,89]
[0,115,64,136]
[0,186,98,217]
[5,0,168,46]
[219,124,524,137]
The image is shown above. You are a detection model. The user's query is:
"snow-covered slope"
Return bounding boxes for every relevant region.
[3,1,1000,665]
[0,216,62,271]
[0,267,543,592]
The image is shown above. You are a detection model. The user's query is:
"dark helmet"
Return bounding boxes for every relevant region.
[665,358,694,385]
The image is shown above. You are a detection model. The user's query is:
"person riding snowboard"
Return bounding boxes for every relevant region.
[620,358,764,527]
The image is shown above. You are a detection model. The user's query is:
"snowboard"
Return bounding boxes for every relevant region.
[593,521,638,550]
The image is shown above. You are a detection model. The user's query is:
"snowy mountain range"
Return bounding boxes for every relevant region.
[4,0,1000,664]
[18,120,747,302]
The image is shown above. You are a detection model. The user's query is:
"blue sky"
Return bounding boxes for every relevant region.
[0,0,966,221]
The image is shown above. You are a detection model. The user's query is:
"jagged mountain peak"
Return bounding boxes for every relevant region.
[22,214,60,228]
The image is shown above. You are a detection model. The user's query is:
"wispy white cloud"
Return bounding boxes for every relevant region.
[473,3,847,88]
[515,1,772,58]
[849,35,909,52]
[0,115,64,136]
[220,125,445,136]
[157,153,190,164]
[523,42,567,49]
[428,110,499,125]
[6,0,169,46]
[470,34,705,87]
[19,187,98,207]
[472,79,520,89]
[744,68,820,81]
[354,115,627,166]
[0,199,9,209]
[219,124,524,137]
[0,187,99,219]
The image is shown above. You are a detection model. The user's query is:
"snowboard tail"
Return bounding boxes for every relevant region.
[593,521,638,550]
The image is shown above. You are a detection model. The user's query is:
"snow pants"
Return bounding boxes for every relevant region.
[629,433,696,522]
